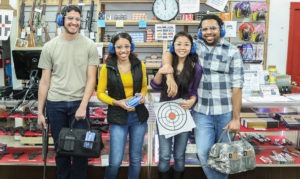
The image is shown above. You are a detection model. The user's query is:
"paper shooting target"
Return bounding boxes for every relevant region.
[157,102,187,131]
[154,99,196,138]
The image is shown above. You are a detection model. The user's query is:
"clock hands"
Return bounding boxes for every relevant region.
[152,0,178,21]
[162,0,167,10]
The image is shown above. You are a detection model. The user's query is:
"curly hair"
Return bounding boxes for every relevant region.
[198,14,224,29]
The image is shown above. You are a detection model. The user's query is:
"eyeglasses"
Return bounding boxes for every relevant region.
[174,43,191,47]
[65,16,81,22]
[201,26,219,32]
[114,45,131,50]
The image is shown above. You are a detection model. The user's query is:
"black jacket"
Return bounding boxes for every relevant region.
[106,56,149,125]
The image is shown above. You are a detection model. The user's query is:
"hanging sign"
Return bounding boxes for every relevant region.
[0,10,13,40]
[179,0,200,13]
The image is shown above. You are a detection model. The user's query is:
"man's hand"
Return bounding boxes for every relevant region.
[161,53,177,97]
[161,64,177,97]
[166,74,177,97]
[75,106,87,120]
[158,64,174,74]
[224,119,240,133]
[38,114,47,129]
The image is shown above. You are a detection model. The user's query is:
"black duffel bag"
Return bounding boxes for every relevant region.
[56,118,103,158]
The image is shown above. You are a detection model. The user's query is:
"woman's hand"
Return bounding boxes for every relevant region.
[178,98,196,110]
[137,94,146,104]
[114,99,135,112]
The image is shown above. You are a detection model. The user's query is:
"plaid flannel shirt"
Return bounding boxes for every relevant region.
[193,38,244,115]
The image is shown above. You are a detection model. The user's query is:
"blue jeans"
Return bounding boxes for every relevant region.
[105,112,147,179]
[158,129,189,172]
[193,111,232,179]
[47,100,89,179]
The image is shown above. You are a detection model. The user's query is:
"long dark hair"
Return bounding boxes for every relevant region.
[107,32,137,60]
[171,31,198,98]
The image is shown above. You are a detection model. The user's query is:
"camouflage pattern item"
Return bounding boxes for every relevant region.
[207,130,256,174]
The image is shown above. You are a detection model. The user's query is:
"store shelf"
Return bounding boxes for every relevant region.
[100,0,153,3]
[240,124,299,133]
[104,20,200,26]
[242,97,300,108]
[100,0,207,4]
[102,42,164,48]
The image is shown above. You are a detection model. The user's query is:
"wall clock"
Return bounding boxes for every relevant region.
[152,0,179,22]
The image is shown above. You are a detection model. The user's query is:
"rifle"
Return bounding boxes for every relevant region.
[28,0,37,47]
[55,0,63,36]
[34,0,43,47]
[41,0,50,43]
[86,0,95,40]
[42,111,49,179]
[19,0,25,38]
[78,0,83,29]
[88,0,94,33]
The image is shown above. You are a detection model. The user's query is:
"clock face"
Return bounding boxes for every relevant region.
[152,0,179,22]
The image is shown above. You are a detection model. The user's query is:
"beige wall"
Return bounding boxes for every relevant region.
[267,0,300,74]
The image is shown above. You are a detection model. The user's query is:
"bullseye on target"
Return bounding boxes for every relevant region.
[157,102,188,131]
[168,112,176,120]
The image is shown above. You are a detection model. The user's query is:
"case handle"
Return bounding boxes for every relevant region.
[70,117,91,130]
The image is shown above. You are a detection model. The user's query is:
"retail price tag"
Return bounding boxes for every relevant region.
[80,29,85,36]
[101,154,109,166]
[95,42,103,58]
[21,30,26,39]
[26,27,30,34]
[115,20,124,28]
[37,27,42,36]
[34,8,42,13]
[253,128,266,131]
[138,20,147,28]
[90,32,95,40]
[98,19,105,28]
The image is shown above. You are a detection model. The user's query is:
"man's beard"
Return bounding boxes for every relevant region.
[64,26,78,35]
[203,39,218,46]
